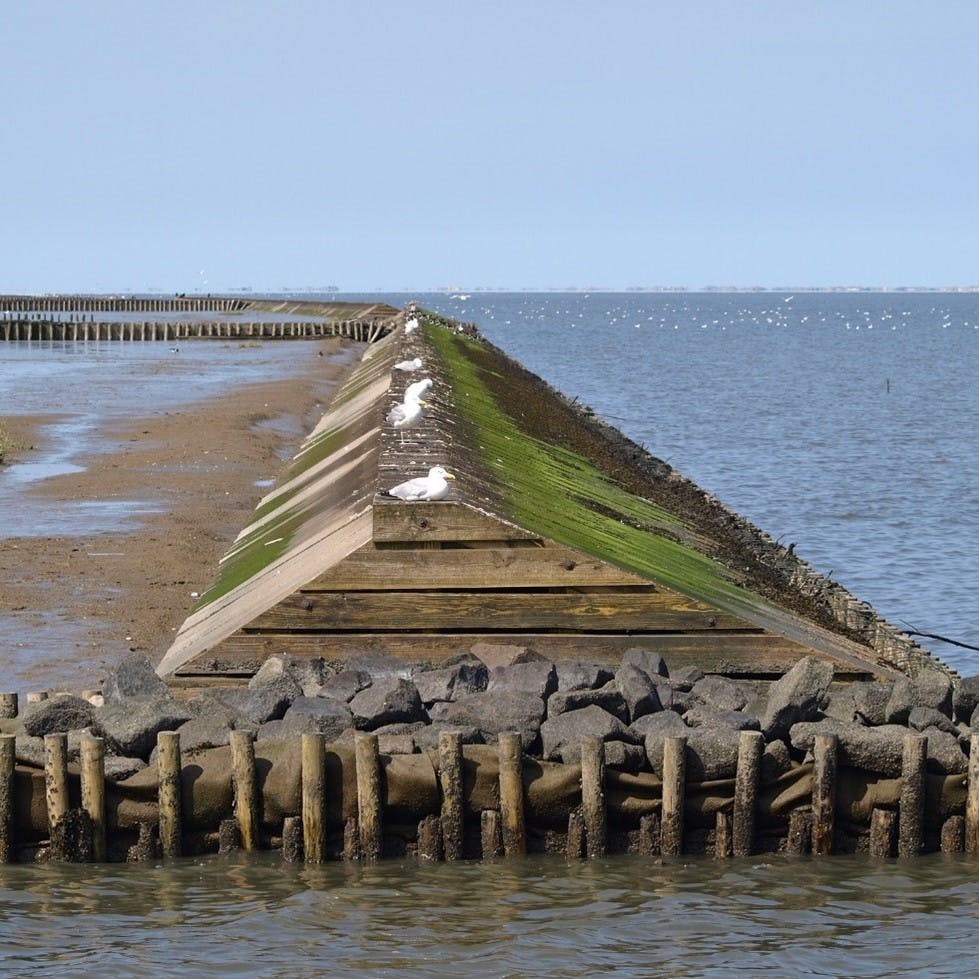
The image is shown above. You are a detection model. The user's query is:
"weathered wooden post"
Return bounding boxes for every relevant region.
[417,815,442,861]
[733,730,763,857]
[638,812,660,856]
[812,733,837,855]
[567,808,585,859]
[498,732,526,856]
[869,807,897,858]
[715,810,733,858]
[438,731,464,861]
[230,730,259,851]
[941,815,964,853]
[80,736,106,862]
[301,733,326,863]
[282,816,303,862]
[966,734,979,855]
[0,734,14,863]
[157,731,182,858]
[355,734,382,861]
[899,734,927,858]
[580,737,607,858]
[481,810,502,859]
[661,735,686,856]
[0,693,17,719]
[44,733,70,833]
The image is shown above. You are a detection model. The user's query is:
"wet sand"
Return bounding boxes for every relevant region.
[0,338,359,691]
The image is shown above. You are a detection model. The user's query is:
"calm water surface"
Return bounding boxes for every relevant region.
[2,852,979,977]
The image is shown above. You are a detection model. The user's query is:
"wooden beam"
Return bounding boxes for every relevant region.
[372,500,540,543]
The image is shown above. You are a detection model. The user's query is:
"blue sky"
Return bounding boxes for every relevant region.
[3,2,978,292]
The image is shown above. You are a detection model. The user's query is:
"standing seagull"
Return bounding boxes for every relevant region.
[382,466,456,501]
[386,392,427,444]
[405,317,419,334]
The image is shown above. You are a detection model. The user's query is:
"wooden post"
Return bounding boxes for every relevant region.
[899,734,927,858]
[638,812,660,856]
[715,810,733,858]
[44,733,70,833]
[966,734,979,855]
[661,735,686,856]
[282,816,303,862]
[481,809,502,859]
[567,808,585,859]
[438,731,463,861]
[218,819,241,853]
[301,733,326,863]
[941,815,964,853]
[230,730,259,851]
[355,734,382,861]
[580,737,607,858]
[733,730,763,857]
[80,736,106,862]
[157,731,182,858]
[869,807,897,858]
[498,732,526,857]
[417,815,442,861]
[343,817,361,860]
[812,733,837,855]
[0,693,17,719]
[786,809,813,855]
[0,735,14,863]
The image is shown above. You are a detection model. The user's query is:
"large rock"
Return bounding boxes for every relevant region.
[621,647,669,679]
[263,696,353,741]
[95,697,195,759]
[886,668,954,724]
[413,662,488,705]
[954,675,979,723]
[851,682,892,727]
[413,723,484,752]
[429,692,545,750]
[633,710,688,773]
[691,675,749,712]
[908,706,959,737]
[789,719,905,776]
[316,670,372,703]
[209,689,292,726]
[248,654,330,699]
[762,739,793,782]
[684,704,759,731]
[615,663,662,722]
[546,681,628,723]
[486,661,558,701]
[761,656,834,741]
[349,679,423,731]
[470,643,534,670]
[173,710,237,753]
[604,740,647,772]
[22,695,95,737]
[539,705,636,765]
[555,661,615,693]
[685,727,742,780]
[923,728,968,774]
[101,654,169,703]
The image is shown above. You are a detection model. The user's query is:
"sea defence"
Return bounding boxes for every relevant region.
[0,302,971,866]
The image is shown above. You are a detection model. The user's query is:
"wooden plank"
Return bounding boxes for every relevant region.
[304,544,650,591]
[246,590,750,633]
[372,500,540,543]
[173,631,881,680]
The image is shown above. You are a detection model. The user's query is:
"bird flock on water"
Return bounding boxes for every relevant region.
[381,316,456,501]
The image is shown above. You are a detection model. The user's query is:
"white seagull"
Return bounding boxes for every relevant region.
[386,393,427,444]
[404,377,433,402]
[383,466,456,501]
[394,357,423,371]
[405,317,419,334]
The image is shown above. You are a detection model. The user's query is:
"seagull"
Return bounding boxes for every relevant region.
[405,317,419,334]
[382,466,456,501]
[394,357,423,371]
[386,394,427,444]
[404,377,433,402]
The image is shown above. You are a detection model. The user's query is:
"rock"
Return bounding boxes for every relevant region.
[669,666,704,690]
[653,681,692,714]
[555,661,615,692]
[377,733,417,755]
[886,668,954,724]
[633,710,688,773]
[104,756,146,781]
[349,679,423,731]
[22,695,95,737]
[470,642,533,670]
[621,646,669,679]
[604,740,647,772]
[428,692,545,750]
[954,675,979,723]
[546,681,628,723]
[685,727,742,780]
[413,662,488,704]
[761,739,793,782]
[413,724,484,752]
[683,704,759,731]
[691,676,749,712]
[247,655,313,700]
[486,661,558,701]
[209,689,292,726]
[615,663,663,722]
[789,719,905,777]
[94,697,195,759]
[923,728,968,774]
[539,705,637,765]
[173,711,236,753]
[761,656,834,741]
[316,670,372,703]
[101,654,169,703]
[822,687,857,724]
[273,696,354,741]
[850,682,892,727]
[908,706,959,736]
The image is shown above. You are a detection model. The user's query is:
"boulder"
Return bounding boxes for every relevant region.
[761,656,834,741]
[954,675,979,723]
[851,682,892,727]
[683,704,759,731]
[923,728,968,775]
[555,661,615,692]
[413,662,488,705]
[413,724,484,752]
[428,692,545,750]
[101,654,169,703]
[469,642,534,670]
[94,697,195,759]
[615,663,663,722]
[653,681,692,714]
[247,654,322,700]
[669,666,704,690]
[761,739,793,782]
[604,740,647,773]
[262,696,353,741]
[908,706,959,737]
[172,711,236,753]
[209,689,292,726]
[690,675,749,712]
[486,661,558,701]
[316,670,372,703]
[886,668,954,724]
[539,705,636,765]
[349,679,423,731]
[546,681,628,723]
[104,755,146,781]
[22,695,95,737]
[633,710,688,773]
[685,727,742,781]
[621,646,669,679]
[789,719,905,776]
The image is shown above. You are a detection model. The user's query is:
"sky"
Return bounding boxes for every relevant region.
[3,1,979,293]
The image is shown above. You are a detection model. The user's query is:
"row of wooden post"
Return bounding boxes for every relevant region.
[0,295,250,313]
[3,728,979,863]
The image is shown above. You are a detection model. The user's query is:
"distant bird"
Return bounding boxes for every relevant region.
[382,466,455,501]
[404,377,433,403]
[394,357,423,371]
[405,317,419,334]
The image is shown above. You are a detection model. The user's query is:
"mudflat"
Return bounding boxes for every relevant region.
[0,337,358,691]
